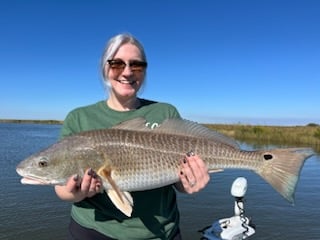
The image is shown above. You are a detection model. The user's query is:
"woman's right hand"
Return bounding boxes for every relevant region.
[55,168,102,202]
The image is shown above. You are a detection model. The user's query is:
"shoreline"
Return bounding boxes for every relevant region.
[1,118,319,152]
[0,119,63,125]
[0,119,318,127]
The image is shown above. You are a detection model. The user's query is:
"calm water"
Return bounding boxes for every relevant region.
[1,123,319,240]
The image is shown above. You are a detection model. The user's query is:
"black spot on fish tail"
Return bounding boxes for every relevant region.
[256,148,314,203]
[263,154,273,160]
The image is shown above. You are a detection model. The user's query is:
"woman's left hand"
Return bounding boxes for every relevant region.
[176,151,210,194]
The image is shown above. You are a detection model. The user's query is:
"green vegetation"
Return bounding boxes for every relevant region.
[1,119,319,153]
[0,119,63,125]
[205,123,320,153]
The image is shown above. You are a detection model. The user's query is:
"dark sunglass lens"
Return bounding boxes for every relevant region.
[129,61,147,70]
[108,59,147,72]
[108,60,125,69]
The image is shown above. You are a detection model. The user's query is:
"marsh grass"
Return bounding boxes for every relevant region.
[1,119,319,153]
[205,123,320,153]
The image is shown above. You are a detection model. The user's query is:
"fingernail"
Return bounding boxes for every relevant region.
[186,150,195,157]
[73,174,79,181]
[97,184,103,193]
[88,168,94,176]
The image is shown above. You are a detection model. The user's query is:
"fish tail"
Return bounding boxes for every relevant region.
[256,148,314,203]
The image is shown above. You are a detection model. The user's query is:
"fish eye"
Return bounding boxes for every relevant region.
[263,153,273,160]
[38,157,48,167]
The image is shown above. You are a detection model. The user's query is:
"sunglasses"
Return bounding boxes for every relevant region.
[107,59,147,73]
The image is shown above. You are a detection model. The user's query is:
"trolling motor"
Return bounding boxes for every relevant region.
[200,177,255,240]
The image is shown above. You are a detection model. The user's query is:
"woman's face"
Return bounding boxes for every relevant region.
[106,43,146,99]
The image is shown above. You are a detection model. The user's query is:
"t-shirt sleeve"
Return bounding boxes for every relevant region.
[165,103,182,119]
[59,110,80,139]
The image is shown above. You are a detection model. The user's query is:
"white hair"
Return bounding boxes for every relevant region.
[100,33,147,91]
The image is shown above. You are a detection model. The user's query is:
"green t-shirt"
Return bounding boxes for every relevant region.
[61,99,182,240]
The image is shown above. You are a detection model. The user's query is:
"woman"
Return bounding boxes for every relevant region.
[55,33,210,240]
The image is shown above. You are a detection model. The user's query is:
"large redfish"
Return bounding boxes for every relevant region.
[16,118,314,217]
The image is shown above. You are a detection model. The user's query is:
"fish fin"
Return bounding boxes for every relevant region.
[157,119,239,149]
[208,168,224,173]
[97,166,133,217]
[111,117,150,131]
[256,148,314,203]
[112,117,239,149]
[107,190,133,217]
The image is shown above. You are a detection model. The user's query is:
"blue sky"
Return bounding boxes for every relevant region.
[1,0,319,125]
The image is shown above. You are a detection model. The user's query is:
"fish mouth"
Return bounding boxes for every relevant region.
[20,177,49,185]
[16,168,56,185]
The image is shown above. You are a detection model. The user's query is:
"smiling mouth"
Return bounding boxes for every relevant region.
[116,79,136,85]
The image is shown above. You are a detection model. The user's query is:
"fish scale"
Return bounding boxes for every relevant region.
[16,118,314,216]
